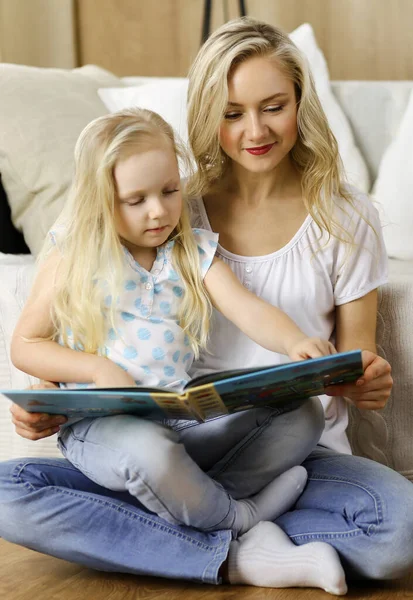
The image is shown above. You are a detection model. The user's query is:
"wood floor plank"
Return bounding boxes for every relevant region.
[1,538,412,600]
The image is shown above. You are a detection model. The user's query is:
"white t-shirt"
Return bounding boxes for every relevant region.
[189,187,388,454]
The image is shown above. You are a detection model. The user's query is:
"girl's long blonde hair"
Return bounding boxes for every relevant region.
[186,16,361,243]
[40,108,211,358]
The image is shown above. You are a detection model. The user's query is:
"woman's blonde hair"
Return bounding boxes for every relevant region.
[40,108,211,358]
[187,16,361,243]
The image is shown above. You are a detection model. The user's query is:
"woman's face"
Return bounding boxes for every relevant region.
[219,55,298,174]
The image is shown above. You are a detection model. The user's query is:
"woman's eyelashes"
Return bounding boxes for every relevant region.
[265,105,285,114]
[224,105,285,120]
[224,111,242,121]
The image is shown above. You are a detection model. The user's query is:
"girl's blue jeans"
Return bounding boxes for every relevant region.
[55,397,323,534]
[0,401,413,584]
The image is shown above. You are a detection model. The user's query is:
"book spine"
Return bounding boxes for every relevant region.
[150,393,196,420]
[187,384,229,420]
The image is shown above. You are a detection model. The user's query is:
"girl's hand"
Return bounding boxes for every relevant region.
[10,380,67,440]
[324,350,393,410]
[288,337,337,361]
[93,359,137,388]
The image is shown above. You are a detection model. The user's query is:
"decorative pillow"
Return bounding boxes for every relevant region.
[0,64,122,255]
[99,23,370,193]
[289,24,369,193]
[372,88,413,260]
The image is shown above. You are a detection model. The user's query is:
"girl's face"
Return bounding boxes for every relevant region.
[114,143,182,257]
[219,55,298,174]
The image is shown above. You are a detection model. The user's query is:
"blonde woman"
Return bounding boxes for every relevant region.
[184,15,413,585]
[8,106,346,579]
[2,17,413,593]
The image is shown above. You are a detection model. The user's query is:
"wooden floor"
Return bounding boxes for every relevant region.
[1,538,413,600]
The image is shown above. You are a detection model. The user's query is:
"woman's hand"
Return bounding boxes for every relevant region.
[288,337,337,361]
[324,350,393,410]
[10,380,67,440]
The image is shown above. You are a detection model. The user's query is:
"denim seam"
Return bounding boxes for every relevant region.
[12,461,78,492]
[201,530,232,584]
[289,528,362,542]
[209,409,279,477]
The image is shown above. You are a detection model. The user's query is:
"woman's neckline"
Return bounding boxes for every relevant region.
[194,197,313,262]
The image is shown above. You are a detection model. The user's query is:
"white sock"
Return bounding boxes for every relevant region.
[234,465,308,535]
[228,521,347,596]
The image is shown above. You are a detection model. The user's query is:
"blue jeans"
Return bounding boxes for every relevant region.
[1,417,413,583]
[56,398,322,534]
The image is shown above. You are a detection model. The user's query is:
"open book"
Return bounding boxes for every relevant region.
[1,350,363,422]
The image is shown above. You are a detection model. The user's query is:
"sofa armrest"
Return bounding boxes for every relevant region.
[347,259,413,480]
[0,255,61,460]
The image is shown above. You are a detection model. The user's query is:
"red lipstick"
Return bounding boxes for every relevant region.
[245,143,275,155]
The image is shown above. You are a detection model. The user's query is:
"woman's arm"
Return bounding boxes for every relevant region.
[204,258,335,359]
[325,289,393,409]
[11,251,136,388]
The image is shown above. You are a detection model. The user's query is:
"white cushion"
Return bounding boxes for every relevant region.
[330,81,413,181]
[0,255,61,459]
[372,88,413,260]
[0,64,121,256]
[99,23,370,193]
[99,78,190,146]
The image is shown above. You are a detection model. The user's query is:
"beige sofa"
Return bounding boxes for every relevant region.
[0,77,412,478]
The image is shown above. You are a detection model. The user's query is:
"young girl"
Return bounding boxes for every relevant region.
[11,108,338,547]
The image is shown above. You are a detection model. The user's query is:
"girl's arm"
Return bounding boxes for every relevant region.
[204,259,335,359]
[324,289,392,410]
[11,250,135,388]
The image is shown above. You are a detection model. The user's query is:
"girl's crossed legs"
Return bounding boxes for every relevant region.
[56,398,348,593]
[57,397,324,536]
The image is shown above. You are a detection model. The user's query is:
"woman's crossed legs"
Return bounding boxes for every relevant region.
[1,400,412,591]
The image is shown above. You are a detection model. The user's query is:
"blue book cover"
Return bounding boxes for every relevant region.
[0,350,363,422]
